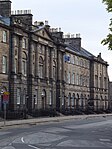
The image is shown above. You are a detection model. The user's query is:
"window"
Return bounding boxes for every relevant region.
[39,44,42,53]
[23,89,26,105]
[99,77,102,88]
[17,88,21,105]
[72,73,75,84]
[22,52,27,76]
[2,56,7,73]
[15,58,17,73]
[42,45,45,54]
[76,74,79,85]
[22,61,27,76]
[53,61,56,79]
[71,55,74,64]
[64,71,67,82]
[72,94,75,106]
[104,77,107,89]
[95,75,98,88]
[68,72,71,84]
[3,30,7,42]
[22,38,27,49]
[39,56,44,78]
[80,75,82,86]
[75,56,78,65]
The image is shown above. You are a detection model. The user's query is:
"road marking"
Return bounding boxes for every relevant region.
[28,144,40,149]
[99,139,111,142]
[21,137,25,143]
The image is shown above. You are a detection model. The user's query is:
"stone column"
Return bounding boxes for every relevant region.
[62,52,65,81]
[18,37,22,74]
[50,48,53,79]
[29,41,33,76]
[45,46,48,78]
[35,43,39,77]
[57,51,61,80]
[11,34,16,73]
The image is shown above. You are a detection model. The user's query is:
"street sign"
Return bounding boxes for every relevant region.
[3,92,9,104]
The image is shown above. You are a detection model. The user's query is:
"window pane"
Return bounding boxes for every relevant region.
[17,88,21,105]
[22,61,27,75]
[3,31,7,42]
[23,38,26,48]
[2,56,7,73]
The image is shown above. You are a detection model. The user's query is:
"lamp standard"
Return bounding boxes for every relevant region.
[0,90,4,111]
[25,95,28,109]
[33,95,36,110]
[41,91,45,109]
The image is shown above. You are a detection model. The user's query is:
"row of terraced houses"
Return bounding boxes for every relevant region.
[0,0,110,116]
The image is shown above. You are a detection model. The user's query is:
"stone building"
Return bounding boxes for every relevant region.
[109,81,112,110]
[55,34,109,112]
[0,12,10,110]
[0,0,109,114]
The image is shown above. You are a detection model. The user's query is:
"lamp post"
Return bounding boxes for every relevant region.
[41,91,45,109]
[33,95,36,110]
[0,90,3,111]
[25,95,28,110]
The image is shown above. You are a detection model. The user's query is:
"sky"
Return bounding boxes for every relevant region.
[12,0,112,80]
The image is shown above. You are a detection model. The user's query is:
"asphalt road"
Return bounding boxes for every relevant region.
[0,116,112,149]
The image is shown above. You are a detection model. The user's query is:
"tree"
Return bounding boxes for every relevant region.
[101,0,112,50]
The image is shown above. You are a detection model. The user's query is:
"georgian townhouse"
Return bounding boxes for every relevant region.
[0,15,10,111]
[0,0,109,114]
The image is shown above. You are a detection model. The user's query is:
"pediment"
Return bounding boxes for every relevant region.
[34,27,53,42]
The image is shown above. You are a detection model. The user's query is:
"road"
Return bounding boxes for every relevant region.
[0,116,112,149]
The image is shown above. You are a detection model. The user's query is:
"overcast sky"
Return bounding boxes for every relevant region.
[12,0,112,80]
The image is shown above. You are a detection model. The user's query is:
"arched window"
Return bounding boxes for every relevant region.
[72,93,75,107]
[80,94,83,108]
[39,56,44,78]
[76,93,79,109]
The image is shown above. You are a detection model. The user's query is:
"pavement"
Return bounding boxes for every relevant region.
[0,113,112,128]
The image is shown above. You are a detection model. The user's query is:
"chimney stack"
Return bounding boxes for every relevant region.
[0,0,11,17]
[64,33,81,50]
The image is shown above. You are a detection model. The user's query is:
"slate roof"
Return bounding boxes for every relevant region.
[30,25,45,32]
[65,44,95,60]
[0,16,10,26]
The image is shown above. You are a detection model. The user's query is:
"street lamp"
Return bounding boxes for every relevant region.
[41,91,45,97]
[25,95,28,109]
[0,90,4,111]
[41,91,45,109]
[33,95,36,109]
